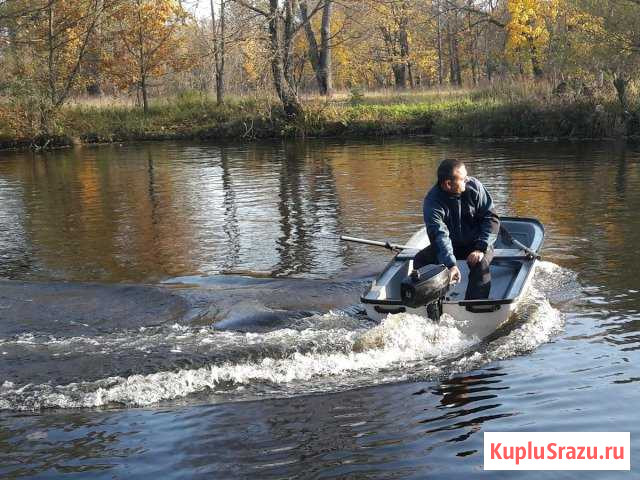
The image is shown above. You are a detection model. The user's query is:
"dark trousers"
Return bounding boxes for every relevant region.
[413,244,494,300]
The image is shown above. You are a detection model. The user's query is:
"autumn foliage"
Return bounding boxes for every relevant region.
[103,0,194,113]
[2,0,640,138]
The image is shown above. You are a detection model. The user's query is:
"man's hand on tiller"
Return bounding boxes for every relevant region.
[449,265,461,284]
[466,250,484,267]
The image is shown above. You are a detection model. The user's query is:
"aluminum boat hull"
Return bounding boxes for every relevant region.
[361,217,544,339]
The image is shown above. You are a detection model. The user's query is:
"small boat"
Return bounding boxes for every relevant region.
[342,217,544,339]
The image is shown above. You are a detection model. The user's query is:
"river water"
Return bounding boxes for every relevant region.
[0,139,638,478]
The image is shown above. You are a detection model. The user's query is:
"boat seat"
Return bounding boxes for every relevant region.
[396,248,422,261]
[398,247,525,261]
[493,248,524,258]
[446,260,521,301]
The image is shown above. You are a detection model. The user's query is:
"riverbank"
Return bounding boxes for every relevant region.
[0,86,632,150]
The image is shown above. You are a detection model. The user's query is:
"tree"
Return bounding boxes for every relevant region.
[438,0,509,86]
[210,0,226,104]
[364,0,414,89]
[505,0,559,77]
[300,0,332,95]
[435,0,444,84]
[570,0,640,112]
[233,0,325,118]
[0,0,117,132]
[104,0,192,113]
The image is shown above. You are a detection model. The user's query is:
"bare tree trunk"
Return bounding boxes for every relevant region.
[528,36,543,77]
[448,12,462,86]
[141,74,148,114]
[454,51,462,85]
[86,0,104,96]
[613,74,629,113]
[218,0,225,103]
[398,23,411,89]
[300,0,332,95]
[484,24,492,82]
[269,0,301,118]
[392,63,407,89]
[211,0,226,104]
[447,16,461,85]
[47,4,55,105]
[436,0,443,85]
[233,0,304,117]
[318,0,332,95]
[468,6,477,86]
[282,0,297,91]
[137,4,148,115]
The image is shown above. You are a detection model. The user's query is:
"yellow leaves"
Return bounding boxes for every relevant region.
[505,0,567,72]
[332,41,366,87]
[506,0,552,49]
[410,45,438,82]
[568,12,601,33]
[103,0,193,91]
[7,0,103,104]
[238,37,269,86]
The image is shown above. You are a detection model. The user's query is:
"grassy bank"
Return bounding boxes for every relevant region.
[0,84,635,150]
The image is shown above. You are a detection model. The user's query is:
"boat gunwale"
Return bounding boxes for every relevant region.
[360,216,544,311]
[360,295,519,307]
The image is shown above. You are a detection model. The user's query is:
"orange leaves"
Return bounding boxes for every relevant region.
[0,0,108,117]
[102,0,193,94]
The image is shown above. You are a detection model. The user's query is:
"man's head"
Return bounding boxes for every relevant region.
[437,158,467,195]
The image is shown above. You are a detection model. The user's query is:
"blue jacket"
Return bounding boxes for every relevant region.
[422,177,500,268]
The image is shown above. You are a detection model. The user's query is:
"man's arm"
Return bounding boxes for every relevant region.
[423,200,457,268]
[473,181,500,253]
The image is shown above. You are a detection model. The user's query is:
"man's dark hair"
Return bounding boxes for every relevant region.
[437,158,465,185]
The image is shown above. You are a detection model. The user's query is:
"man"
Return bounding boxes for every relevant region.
[413,158,500,300]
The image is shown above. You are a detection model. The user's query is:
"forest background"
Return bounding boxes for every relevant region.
[2,0,640,148]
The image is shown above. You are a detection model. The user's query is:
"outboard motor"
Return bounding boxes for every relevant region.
[400,264,450,321]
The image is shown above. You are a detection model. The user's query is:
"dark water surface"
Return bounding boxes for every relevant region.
[0,139,638,478]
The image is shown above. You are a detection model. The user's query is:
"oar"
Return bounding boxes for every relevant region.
[340,235,412,252]
[499,225,541,260]
[342,227,541,259]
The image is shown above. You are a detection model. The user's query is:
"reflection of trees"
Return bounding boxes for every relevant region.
[20,149,121,280]
[615,149,628,200]
[273,142,312,276]
[0,170,32,278]
[305,142,348,273]
[220,145,240,270]
[271,141,346,276]
[145,150,165,272]
[501,143,640,280]
[10,140,640,284]
[7,145,205,281]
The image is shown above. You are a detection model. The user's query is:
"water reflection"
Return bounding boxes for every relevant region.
[0,139,638,289]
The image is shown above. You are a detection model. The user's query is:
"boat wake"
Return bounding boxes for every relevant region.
[0,262,575,411]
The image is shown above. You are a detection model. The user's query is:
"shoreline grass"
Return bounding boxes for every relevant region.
[0,84,635,151]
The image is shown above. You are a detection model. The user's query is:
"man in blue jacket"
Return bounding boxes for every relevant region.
[413,158,500,300]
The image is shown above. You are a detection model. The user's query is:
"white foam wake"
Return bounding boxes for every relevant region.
[452,262,567,371]
[0,314,473,410]
[0,261,571,411]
